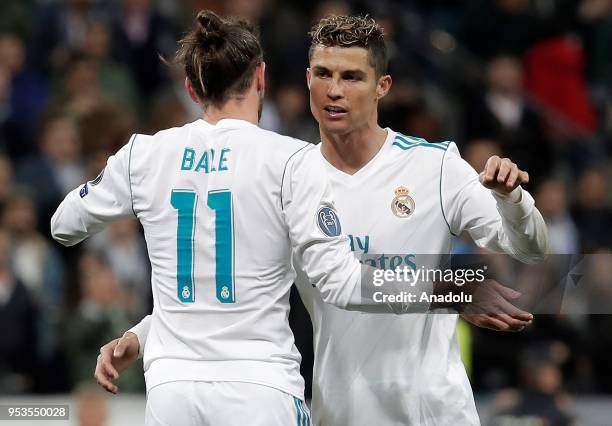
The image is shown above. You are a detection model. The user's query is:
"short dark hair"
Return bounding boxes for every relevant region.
[175,10,263,106]
[308,15,387,77]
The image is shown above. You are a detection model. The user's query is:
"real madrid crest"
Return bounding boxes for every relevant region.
[391,186,415,218]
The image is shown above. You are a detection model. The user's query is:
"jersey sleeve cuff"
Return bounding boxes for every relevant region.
[492,186,534,221]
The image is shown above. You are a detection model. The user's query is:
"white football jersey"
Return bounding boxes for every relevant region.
[51,118,369,400]
[296,129,548,426]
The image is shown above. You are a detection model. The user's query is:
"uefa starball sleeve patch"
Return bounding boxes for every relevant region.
[79,183,89,198]
[317,206,342,237]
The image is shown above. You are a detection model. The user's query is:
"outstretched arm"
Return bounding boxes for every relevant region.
[51,136,136,246]
[442,148,549,263]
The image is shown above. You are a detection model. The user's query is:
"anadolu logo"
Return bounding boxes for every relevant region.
[317,207,342,237]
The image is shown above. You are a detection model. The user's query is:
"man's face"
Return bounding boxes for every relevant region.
[307,46,382,135]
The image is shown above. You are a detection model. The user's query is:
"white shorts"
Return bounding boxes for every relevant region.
[145,381,311,426]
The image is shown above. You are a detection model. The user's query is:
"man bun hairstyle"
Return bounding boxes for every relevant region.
[176,10,263,106]
[309,15,388,78]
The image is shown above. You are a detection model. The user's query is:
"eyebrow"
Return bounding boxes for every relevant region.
[311,65,367,77]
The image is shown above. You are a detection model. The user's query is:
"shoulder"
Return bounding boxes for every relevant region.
[243,127,315,169]
[390,132,455,157]
[138,121,196,143]
[388,131,476,181]
[128,121,205,157]
[251,126,312,155]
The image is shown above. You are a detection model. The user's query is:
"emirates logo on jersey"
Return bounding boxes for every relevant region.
[391,186,415,218]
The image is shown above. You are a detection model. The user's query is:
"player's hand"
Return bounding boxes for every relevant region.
[461,312,532,332]
[479,155,529,195]
[459,281,533,332]
[94,332,140,394]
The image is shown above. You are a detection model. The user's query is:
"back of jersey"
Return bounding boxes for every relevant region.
[129,118,308,398]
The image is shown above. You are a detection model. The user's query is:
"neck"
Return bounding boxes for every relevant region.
[320,121,387,175]
[203,95,259,126]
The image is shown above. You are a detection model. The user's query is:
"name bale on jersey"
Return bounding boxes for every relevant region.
[180,147,231,173]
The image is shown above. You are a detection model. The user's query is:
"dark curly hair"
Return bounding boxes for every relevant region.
[308,15,387,77]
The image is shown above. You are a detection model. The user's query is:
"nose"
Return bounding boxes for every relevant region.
[327,78,343,100]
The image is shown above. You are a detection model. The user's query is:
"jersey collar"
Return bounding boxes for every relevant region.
[197,118,257,129]
[318,128,396,184]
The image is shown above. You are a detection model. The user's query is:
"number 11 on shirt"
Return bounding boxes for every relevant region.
[170,189,235,304]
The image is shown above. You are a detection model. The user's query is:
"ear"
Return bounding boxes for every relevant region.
[376,75,392,100]
[306,68,312,90]
[184,78,200,104]
[256,62,266,94]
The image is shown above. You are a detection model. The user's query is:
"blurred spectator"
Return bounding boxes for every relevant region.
[78,102,134,160]
[0,227,39,393]
[525,36,597,136]
[584,250,612,313]
[81,20,139,115]
[2,191,65,363]
[311,0,351,23]
[464,55,553,189]
[64,254,143,390]
[147,64,197,133]
[0,154,13,212]
[15,114,84,232]
[578,0,612,140]
[50,53,107,118]
[110,0,176,103]
[489,342,578,426]
[0,33,48,159]
[148,91,192,133]
[404,105,445,142]
[578,0,612,89]
[75,383,108,426]
[225,0,270,23]
[0,1,35,38]
[586,252,612,392]
[87,219,151,318]
[30,0,107,73]
[274,83,318,142]
[459,0,564,60]
[570,168,612,251]
[463,138,502,173]
[535,179,580,254]
[257,0,310,85]
[2,191,65,303]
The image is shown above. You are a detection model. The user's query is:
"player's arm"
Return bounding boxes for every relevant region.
[94,315,150,394]
[282,146,361,309]
[442,145,549,263]
[51,136,137,246]
[282,147,432,313]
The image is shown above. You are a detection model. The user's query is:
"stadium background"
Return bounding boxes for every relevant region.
[0,0,611,424]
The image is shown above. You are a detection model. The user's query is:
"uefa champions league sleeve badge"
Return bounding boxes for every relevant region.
[317,206,342,237]
[391,186,415,218]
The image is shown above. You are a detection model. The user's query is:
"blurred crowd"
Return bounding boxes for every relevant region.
[0,0,611,423]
